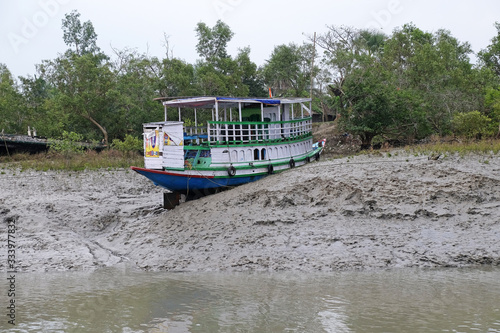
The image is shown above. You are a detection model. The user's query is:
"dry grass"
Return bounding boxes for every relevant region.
[0,149,144,171]
[405,138,500,157]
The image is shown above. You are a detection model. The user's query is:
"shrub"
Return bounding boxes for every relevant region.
[452,111,493,139]
[111,134,143,153]
[48,131,85,155]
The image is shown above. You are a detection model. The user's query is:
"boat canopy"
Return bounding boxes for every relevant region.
[161,96,311,109]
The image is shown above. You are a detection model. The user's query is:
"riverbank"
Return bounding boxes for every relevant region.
[1,152,499,272]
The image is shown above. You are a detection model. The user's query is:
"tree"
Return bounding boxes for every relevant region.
[160,57,199,97]
[339,55,417,147]
[40,53,116,145]
[195,20,234,66]
[262,43,315,97]
[194,21,258,97]
[384,24,484,135]
[316,26,386,93]
[110,49,165,137]
[0,64,25,134]
[36,11,116,144]
[485,87,500,137]
[235,47,266,97]
[316,26,387,120]
[479,22,500,78]
[62,10,100,56]
[452,111,492,139]
[322,24,488,146]
[18,74,58,137]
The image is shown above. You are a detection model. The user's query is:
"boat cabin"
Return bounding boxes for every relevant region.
[142,97,313,171]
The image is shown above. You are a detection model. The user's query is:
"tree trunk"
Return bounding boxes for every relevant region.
[361,132,375,150]
[82,114,108,147]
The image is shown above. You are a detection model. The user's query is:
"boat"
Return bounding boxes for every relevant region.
[131,96,326,206]
[1,133,50,155]
[0,132,106,155]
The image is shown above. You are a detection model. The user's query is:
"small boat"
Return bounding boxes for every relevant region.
[131,96,325,205]
[0,134,50,155]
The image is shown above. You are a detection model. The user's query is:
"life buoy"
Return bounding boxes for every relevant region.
[289,159,295,168]
[267,164,274,174]
[227,165,236,177]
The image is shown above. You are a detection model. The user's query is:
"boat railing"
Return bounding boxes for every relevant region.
[206,117,312,146]
[183,126,207,136]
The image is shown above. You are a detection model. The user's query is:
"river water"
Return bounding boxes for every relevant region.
[4,267,500,332]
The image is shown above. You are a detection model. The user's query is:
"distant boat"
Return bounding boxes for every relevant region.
[0,133,106,155]
[131,96,326,206]
[0,134,50,154]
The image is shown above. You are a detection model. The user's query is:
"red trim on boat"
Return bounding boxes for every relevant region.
[130,166,215,179]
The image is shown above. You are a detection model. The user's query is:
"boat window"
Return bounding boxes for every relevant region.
[254,148,260,160]
[246,149,252,161]
[261,148,267,160]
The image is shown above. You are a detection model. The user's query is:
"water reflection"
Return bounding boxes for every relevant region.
[3,267,500,332]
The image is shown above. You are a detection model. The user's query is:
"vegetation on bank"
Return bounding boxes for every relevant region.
[2,12,500,151]
[0,133,144,171]
[1,131,499,173]
[0,149,144,172]
[406,138,500,157]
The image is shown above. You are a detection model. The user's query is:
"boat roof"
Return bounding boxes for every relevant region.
[161,96,311,108]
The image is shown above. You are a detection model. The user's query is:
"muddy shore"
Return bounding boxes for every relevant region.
[1,152,499,272]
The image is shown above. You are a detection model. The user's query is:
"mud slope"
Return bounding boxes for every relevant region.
[1,153,499,272]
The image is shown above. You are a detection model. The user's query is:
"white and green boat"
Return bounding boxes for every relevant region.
[131,96,325,204]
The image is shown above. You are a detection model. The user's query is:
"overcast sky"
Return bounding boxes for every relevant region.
[1,0,499,79]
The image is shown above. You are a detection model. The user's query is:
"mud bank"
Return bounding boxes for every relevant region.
[1,153,500,272]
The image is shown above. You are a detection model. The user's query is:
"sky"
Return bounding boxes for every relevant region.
[1,0,500,79]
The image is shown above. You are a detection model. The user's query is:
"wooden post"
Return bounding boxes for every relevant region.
[163,192,181,209]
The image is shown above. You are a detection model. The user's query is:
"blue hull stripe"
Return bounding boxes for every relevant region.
[131,167,265,193]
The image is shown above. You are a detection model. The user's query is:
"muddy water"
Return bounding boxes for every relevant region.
[3,267,500,332]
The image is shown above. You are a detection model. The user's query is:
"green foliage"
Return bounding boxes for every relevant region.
[62,10,100,56]
[320,23,488,146]
[3,14,500,151]
[111,134,142,152]
[193,21,261,97]
[195,20,234,64]
[485,87,500,136]
[452,111,492,139]
[49,131,85,155]
[262,43,315,97]
[40,52,115,145]
[479,22,500,78]
[0,64,25,133]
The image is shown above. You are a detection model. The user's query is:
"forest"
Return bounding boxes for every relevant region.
[1,10,500,148]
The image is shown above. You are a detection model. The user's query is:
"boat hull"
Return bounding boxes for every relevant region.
[130,166,267,195]
[132,138,325,195]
